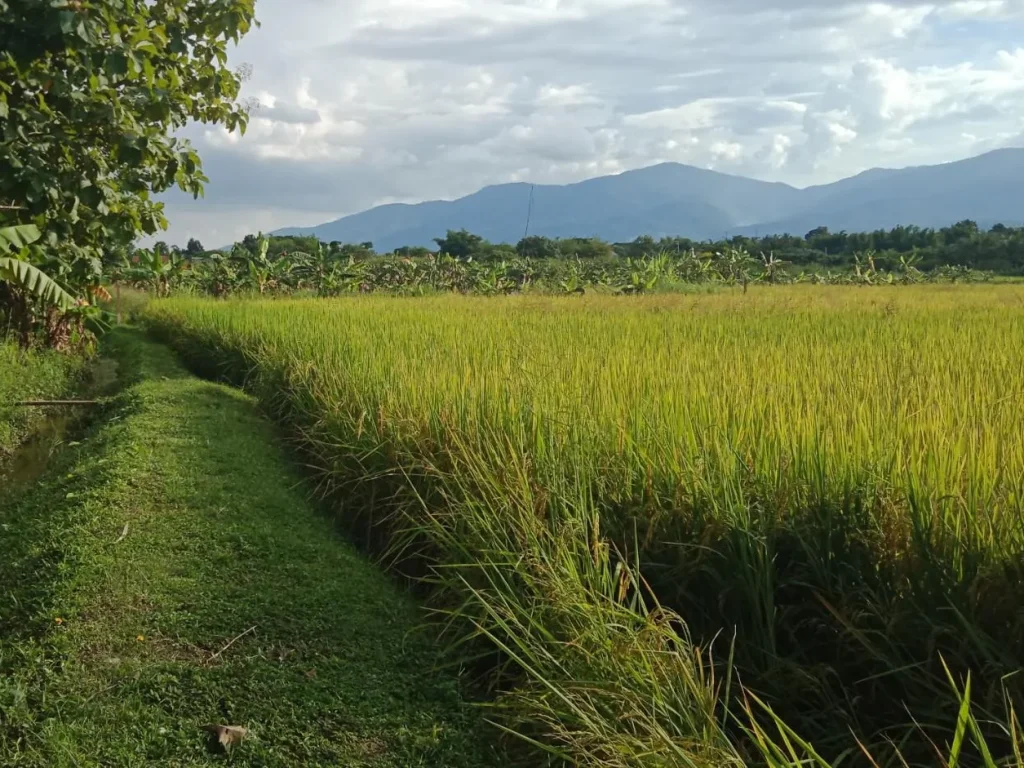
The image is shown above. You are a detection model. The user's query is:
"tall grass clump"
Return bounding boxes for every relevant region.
[144,286,1024,766]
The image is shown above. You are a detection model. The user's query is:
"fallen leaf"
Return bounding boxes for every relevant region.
[305,668,317,679]
[202,724,247,753]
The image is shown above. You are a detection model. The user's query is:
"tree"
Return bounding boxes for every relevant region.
[516,235,559,260]
[335,241,374,260]
[0,0,257,286]
[394,245,432,258]
[241,234,261,255]
[186,237,205,257]
[557,237,614,260]
[434,229,486,260]
[942,219,980,244]
[627,235,659,258]
[480,243,516,261]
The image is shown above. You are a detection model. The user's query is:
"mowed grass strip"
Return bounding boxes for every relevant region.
[0,329,498,767]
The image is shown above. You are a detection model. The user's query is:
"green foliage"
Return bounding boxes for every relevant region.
[434,229,486,260]
[557,237,616,260]
[0,0,257,345]
[171,226,1008,300]
[0,256,76,309]
[394,245,432,258]
[0,0,257,253]
[184,237,204,256]
[0,223,75,309]
[124,246,187,297]
[0,222,98,349]
[164,235,994,298]
[715,219,1024,274]
[0,223,41,251]
[516,235,559,260]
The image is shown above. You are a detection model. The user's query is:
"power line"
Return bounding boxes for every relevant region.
[523,184,535,239]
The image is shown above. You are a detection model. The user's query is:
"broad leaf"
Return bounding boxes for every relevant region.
[0,257,75,309]
[0,224,41,252]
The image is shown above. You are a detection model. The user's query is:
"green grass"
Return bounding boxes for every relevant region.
[0,342,84,456]
[0,329,499,767]
[143,287,1024,766]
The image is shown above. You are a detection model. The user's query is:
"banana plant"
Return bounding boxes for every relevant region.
[472,260,515,295]
[231,235,294,294]
[291,245,333,292]
[0,224,75,309]
[759,251,788,284]
[618,257,663,294]
[423,253,468,292]
[852,251,878,285]
[897,253,923,284]
[676,248,714,282]
[0,223,100,349]
[715,247,756,285]
[130,247,187,297]
[559,258,587,295]
[193,253,238,298]
[507,257,537,292]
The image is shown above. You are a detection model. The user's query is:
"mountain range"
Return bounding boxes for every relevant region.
[274,148,1024,251]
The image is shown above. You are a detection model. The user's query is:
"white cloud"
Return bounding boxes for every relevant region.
[155,0,1024,245]
[710,140,744,162]
[623,99,719,131]
[938,0,1010,18]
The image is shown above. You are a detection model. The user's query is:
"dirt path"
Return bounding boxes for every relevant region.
[0,330,498,767]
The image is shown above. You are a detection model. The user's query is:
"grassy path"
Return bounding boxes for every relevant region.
[0,330,497,767]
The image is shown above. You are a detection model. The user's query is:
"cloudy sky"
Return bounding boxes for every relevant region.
[159,0,1024,247]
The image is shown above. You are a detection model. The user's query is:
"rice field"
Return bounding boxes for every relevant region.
[144,285,1024,766]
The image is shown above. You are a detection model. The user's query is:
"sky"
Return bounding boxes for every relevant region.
[157,0,1024,247]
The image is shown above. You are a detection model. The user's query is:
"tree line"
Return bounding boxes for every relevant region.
[167,219,1024,276]
[120,231,991,301]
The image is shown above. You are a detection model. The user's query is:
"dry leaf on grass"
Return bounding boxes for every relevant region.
[202,724,247,753]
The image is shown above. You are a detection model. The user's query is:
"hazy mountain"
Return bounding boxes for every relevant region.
[738,148,1024,236]
[274,149,1024,250]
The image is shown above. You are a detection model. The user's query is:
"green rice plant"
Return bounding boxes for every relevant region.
[144,285,1024,766]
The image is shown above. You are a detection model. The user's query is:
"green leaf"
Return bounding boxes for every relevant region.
[0,224,41,251]
[58,10,76,34]
[0,257,75,309]
[106,52,128,77]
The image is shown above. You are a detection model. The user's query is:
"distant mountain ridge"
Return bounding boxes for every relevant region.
[274,149,1024,251]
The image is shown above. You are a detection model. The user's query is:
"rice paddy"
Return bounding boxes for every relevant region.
[144,285,1024,766]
